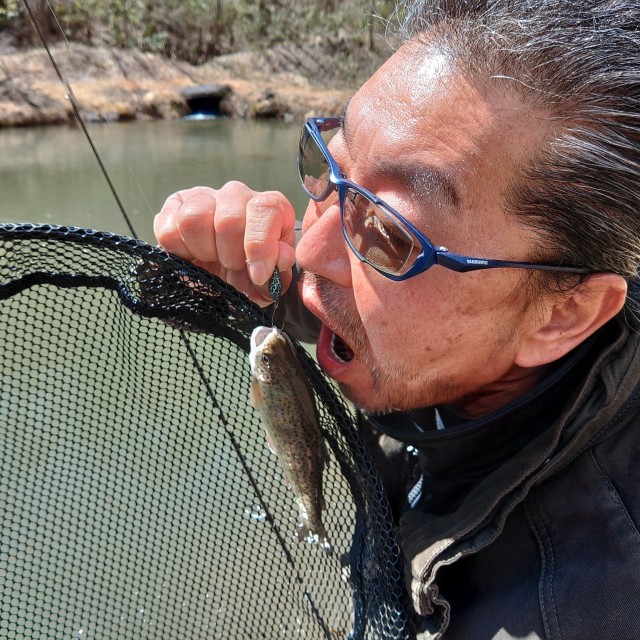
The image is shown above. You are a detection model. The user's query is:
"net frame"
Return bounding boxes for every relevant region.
[0,222,415,640]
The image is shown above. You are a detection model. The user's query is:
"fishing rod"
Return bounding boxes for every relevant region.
[21,4,333,637]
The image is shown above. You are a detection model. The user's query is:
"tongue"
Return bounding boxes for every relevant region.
[332,332,354,362]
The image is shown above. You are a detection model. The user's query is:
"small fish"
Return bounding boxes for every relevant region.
[249,326,331,550]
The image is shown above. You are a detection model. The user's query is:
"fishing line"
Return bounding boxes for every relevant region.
[23,4,334,635]
[43,0,158,231]
[23,0,139,239]
[42,0,157,223]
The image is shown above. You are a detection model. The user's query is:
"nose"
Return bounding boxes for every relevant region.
[296,197,352,289]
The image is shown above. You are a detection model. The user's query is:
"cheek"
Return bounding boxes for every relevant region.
[353,275,440,357]
[354,272,518,364]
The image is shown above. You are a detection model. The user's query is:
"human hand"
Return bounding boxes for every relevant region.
[154,182,297,307]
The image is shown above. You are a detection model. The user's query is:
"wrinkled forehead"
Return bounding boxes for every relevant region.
[345,40,455,137]
[343,39,552,188]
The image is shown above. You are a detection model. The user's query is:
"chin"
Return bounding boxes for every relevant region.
[336,383,389,413]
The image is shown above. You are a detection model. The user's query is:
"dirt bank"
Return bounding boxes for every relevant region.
[0,36,392,127]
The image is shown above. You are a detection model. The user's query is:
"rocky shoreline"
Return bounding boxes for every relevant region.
[0,38,391,127]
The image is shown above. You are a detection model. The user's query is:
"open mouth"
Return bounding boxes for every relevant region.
[330,331,354,363]
[315,324,357,380]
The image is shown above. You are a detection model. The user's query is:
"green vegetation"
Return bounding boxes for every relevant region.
[2,0,399,64]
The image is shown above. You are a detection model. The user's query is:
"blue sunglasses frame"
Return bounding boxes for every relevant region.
[299,116,590,281]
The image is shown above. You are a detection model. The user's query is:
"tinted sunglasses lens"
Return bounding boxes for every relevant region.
[342,189,419,276]
[298,126,330,199]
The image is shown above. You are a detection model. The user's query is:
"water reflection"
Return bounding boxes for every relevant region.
[0,119,308,244]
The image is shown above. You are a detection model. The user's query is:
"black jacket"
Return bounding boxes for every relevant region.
[366,318,640,639]
[278,268,640,639]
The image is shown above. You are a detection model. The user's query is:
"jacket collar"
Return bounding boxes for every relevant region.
[393,318,640,621]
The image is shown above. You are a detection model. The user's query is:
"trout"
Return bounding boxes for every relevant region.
[249,326,331,550]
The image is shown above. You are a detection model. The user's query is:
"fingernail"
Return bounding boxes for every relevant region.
[248,260,269,286]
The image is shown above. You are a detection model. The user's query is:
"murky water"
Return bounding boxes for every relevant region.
[0,119,362,639]
[0,118,309,244]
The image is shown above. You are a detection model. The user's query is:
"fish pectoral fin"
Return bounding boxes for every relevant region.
[265,429,278,455]
[250,378,263,409]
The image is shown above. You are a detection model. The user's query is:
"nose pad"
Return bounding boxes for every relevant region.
[297,200,352,288]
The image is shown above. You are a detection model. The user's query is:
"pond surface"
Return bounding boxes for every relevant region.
[0,118,309,244]
[0,119,362,640]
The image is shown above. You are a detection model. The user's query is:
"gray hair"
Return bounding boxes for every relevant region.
[393,0,640,323]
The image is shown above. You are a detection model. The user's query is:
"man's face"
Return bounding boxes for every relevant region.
[296,40,552,416]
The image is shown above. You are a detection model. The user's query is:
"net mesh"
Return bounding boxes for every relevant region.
[0,223,415,640]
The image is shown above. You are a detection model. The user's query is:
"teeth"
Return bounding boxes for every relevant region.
[330,333,345,363]
[330,332,353,363]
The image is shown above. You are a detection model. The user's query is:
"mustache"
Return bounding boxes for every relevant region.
[299,270,367,355]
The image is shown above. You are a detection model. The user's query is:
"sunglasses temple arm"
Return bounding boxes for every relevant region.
[315,117,342,133]
[435,251,590,274]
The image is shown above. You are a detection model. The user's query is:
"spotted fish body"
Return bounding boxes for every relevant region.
[249,326,330,550]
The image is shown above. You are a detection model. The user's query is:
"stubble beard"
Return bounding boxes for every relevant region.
[300,271,457,414]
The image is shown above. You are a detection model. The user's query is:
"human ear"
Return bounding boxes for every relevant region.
[515,273,628,368]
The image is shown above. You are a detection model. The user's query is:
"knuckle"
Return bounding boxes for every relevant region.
[244,236,270,256]
[160,193,181,211]
[250,192,276,208]
[178,206,210,233]
[181,185,215,198]
[219,180,252,199]
[214,207,245,236]
[249,191,286,213]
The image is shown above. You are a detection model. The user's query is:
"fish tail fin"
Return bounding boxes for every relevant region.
[296,523,333,554]
[322,440,330,468]
[320,535,333,554]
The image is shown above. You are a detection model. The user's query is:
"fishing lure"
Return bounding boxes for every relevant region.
[269,269,282,312]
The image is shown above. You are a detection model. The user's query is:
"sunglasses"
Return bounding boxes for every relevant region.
[297,117,589,281]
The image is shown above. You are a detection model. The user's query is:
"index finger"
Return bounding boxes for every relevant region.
[244,191,297,286]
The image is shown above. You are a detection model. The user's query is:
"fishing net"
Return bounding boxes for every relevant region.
[0,223,416,640]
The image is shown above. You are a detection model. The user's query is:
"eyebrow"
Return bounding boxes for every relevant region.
[371,159,460,209]
[340,103,460,209]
